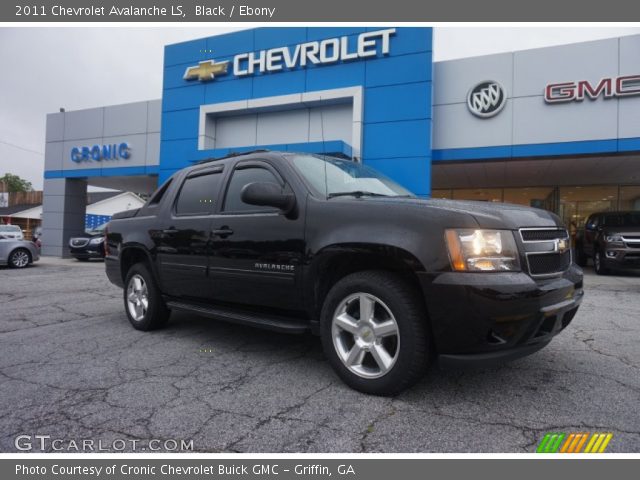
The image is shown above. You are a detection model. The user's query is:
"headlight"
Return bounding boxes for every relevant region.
[445,229,520,272]
[605,234,623,244]
[89,237,105,245]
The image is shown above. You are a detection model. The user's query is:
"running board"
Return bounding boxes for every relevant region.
[165,300,309,334]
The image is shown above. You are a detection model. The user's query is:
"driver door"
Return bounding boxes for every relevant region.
[208,160,305,311]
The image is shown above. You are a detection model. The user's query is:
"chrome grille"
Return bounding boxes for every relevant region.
[69,238,89,248]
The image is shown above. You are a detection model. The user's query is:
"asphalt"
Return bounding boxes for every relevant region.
[0,257,639,453]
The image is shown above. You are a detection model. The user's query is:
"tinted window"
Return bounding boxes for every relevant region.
[603,212,640,226]
[148,179,172,206]
[224,167,280,212]
[175,173,222,215]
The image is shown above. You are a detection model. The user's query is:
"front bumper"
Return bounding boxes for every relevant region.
[70,244,104,259]
[420,265,584,367]
[600,247,640,271]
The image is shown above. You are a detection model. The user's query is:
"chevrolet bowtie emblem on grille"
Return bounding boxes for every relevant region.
[554,238,569,253]
[183,59,229,82]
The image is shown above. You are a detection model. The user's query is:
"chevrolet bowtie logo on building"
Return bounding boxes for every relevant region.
[183,59,229,82]
[467,81,506,118]
[182,28,396,83]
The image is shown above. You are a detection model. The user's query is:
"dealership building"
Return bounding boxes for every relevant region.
[42,27,640,256]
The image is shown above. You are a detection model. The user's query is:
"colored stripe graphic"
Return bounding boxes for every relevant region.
[537,432,612,453]
[536,433,565,453]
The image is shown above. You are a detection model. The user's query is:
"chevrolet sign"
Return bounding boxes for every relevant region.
[184,28,396,82]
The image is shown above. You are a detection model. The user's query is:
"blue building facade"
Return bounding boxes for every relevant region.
[160,27,433,195]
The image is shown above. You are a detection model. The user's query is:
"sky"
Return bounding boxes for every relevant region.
[0,26,638,190]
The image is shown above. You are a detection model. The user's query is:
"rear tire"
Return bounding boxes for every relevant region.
[320,270,430,396]
[124,263,170,330]
[575,245,587,267]
[8,248,31,268]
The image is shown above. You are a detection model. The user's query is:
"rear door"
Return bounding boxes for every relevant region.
[154,166,224,300]
[208,160,305,311]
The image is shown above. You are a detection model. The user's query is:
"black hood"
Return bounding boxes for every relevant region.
[354,197,563,230]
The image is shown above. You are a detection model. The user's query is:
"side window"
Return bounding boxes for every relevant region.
[223,167,281,213]
[175,172,223,215]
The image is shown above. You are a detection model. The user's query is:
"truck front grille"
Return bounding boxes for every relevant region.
[70,238,89,248]
[527,250,572,276]
[520,229,567,242]
[519,228,572,277]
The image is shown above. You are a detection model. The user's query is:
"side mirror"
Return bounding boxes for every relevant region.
[241,182,296,214]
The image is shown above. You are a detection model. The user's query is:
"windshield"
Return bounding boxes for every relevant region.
[0,225,20,232]
[603,212,640,227]
[86,223,108,235]
[289,154,414,198]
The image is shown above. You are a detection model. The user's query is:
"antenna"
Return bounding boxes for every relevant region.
[319,96,328,197]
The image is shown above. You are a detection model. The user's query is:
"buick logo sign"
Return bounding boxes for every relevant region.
[467,81,506,118]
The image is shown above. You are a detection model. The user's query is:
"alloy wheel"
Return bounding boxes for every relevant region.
[126,274,149,322]
[11,250,29,268]
[331,292,400,379]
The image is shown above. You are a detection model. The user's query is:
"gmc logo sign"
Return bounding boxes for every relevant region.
[544,75,640,103]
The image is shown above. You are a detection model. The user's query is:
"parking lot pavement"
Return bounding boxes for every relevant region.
[0,257,639,453]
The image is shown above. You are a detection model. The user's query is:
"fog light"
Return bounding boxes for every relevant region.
[606,251,617,258]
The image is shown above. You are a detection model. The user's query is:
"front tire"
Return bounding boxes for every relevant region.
[8,248,31,268]
[594,250,609,275]
[124,263,170,330]
[320,270,430,396]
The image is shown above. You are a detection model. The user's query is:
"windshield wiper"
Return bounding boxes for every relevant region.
[327,191,391,199]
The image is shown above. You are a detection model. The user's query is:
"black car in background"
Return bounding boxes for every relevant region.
[69,223,107,261]
[575,211,640,274]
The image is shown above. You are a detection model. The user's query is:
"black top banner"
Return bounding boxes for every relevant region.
[4,0,640,22]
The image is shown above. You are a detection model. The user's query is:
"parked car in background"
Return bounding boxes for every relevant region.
[0,224,24,240]
[0,234,40,268]
[69,223,107,261]
[575,211,640,274]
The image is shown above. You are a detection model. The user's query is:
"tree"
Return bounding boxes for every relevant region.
[0,173,33,193]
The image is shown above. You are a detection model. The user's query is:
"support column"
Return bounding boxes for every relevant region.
[41,178,87,257]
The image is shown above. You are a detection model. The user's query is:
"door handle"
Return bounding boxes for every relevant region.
[212,227,234,238]
[162,228,178,234]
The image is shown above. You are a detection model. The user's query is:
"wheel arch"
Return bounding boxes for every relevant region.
[305,243,428,330]
[119,245,157,283]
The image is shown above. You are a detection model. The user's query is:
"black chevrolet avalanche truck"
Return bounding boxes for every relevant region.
[105,151,584,395]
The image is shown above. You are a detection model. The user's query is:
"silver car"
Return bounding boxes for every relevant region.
[0,234,40,268]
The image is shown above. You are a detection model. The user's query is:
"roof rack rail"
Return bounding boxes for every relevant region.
[194,149,271,165]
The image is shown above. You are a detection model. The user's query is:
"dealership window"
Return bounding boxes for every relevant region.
[558,185,619,234]
[619,186,640,211]
[452,188,503,202]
